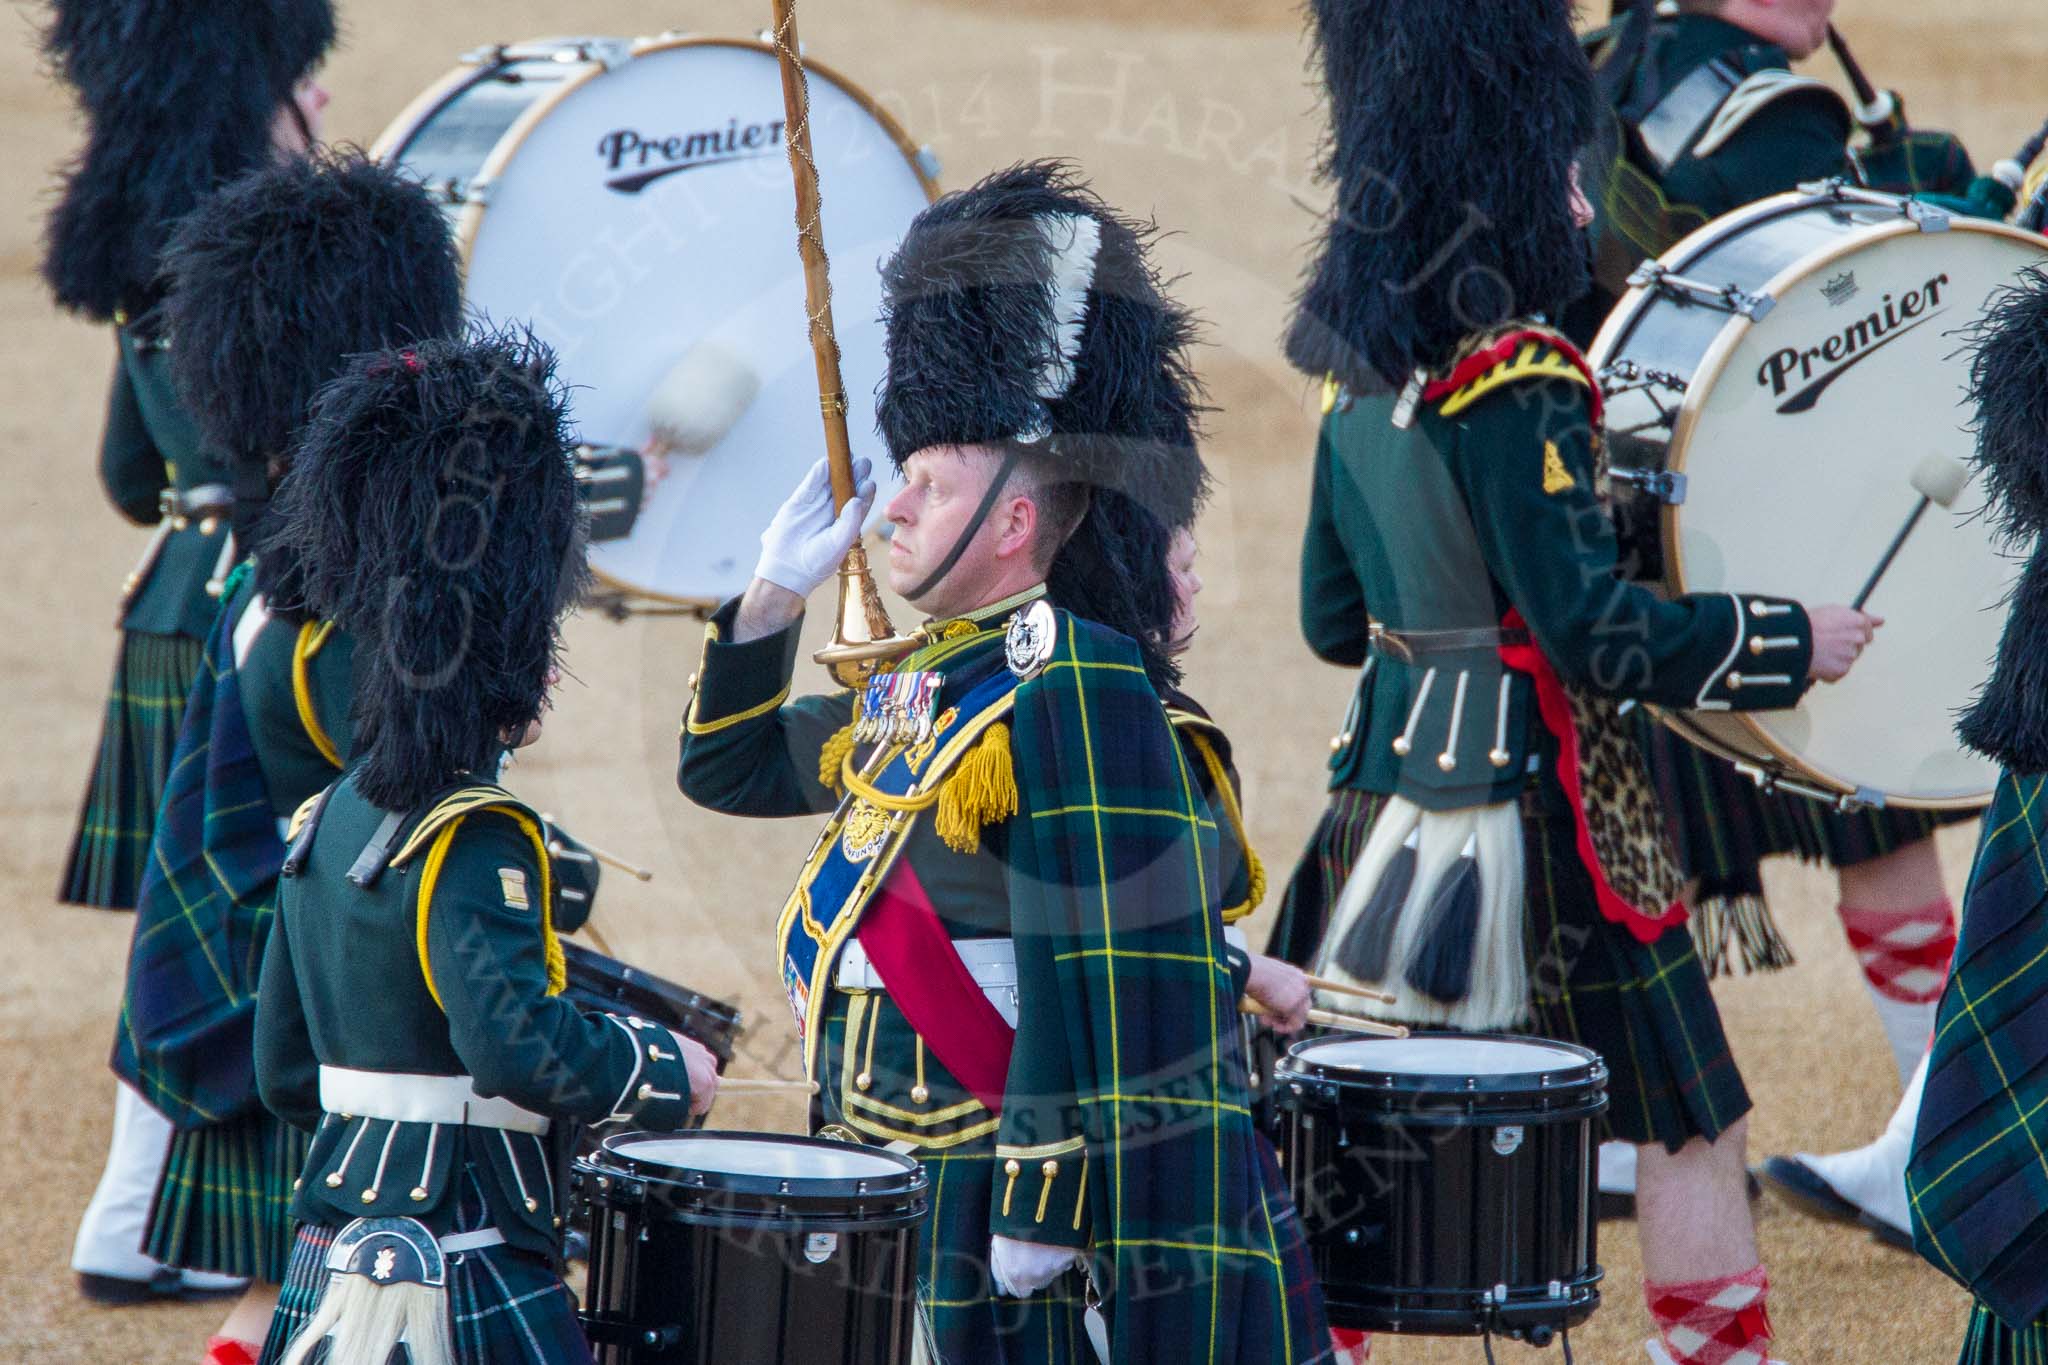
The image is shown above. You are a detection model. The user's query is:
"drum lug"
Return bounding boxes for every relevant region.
[915,146,944,182]
[1605,467,1688,505]
[1626,261,1775,320]
[575,39,634,71]
[1807,177,1955,232]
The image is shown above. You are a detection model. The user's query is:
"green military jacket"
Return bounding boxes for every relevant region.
[1301,330,1813,810]
[101,328,238,640]
[255,771,694,1259]
[678,592,1317,1365]
[229,591,358,821]
[676,595,1028,1170]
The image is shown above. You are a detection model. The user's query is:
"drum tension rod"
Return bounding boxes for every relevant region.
[1626,261,1775,319]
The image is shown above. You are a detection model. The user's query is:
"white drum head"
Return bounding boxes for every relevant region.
[408,39,933,605]
[1300,1034,1589,1077]
[1669,220,2041,805]
[614,1133,907,1181]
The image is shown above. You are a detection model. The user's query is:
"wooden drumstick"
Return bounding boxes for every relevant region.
[715,1077,821,1095]
[540,815,655,882]
[1851,454,1970,611]
[576,919,618,958]
[1242,997,1409,1039]
[1303,974,1399,1005]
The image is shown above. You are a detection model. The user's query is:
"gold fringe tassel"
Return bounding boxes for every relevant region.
[935,723,1018,855]
[818,722,858,793]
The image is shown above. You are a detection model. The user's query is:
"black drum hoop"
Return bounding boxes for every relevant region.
[1277,1032,1609,1125]
[581,1130,930,1229]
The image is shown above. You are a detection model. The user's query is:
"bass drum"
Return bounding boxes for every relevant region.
[1592,182,2046,810]
[374,36,937,607]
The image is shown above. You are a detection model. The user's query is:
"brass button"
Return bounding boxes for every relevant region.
[410,1187,429,1203]
[553,1217,563,1229]
[1390,737,1412,756]
[171,514,190,531]
[910,1084,930,1105]
[1329,735,1343,754]
[1003,1158,1022,1177]
[325,1173,344,1188]
[855,1071,873,1092]
[360,1188,378,1203]
[1726,673,1743,691]
[1435,753,1456,773]
[292,1178,302,1191]
[687,673,699,690]
[1041,1159,1059,1178]
[525,1197,539,1214]
[1488,747,1511,769]
[1748,635,1765,656]
[637,1083,654,1100]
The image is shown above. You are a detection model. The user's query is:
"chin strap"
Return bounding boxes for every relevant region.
[904,447,1024,604]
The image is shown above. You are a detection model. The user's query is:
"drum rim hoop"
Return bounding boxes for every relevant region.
[1594,188,2041,809]
[593,1127,929,1196]
[1278,1030,1606,1095]
[560,941,744,1029]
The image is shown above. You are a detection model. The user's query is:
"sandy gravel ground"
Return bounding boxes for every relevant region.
[4,0,2043,1359]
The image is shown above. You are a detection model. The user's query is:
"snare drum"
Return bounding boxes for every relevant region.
[575,1131,928,1365]
[1594,181,2048,809]
[374,36,938,606]
[1275,1033,1606,1343]
[562,941,742,1074]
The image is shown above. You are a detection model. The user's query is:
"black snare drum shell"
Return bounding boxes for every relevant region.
[575,1132,927,1365]
[1276,1034,1606,1340]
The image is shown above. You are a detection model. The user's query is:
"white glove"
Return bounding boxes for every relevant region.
[754,456,875,598]
[990,1235,1080,1298]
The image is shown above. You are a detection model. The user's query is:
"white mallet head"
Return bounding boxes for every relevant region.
[646,341,761,456]
[1912,453,1970,509]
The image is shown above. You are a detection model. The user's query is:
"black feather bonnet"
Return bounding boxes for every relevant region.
[875,160,1209,531]
[162,149,464,491]
[42,0,337,324]
[263,326,588,812]
[1283,0,1601,390]
[1956,267,2048,771]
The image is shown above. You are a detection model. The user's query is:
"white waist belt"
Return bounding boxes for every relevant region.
[319,1066,551,1136]
[837,936,1020,1028]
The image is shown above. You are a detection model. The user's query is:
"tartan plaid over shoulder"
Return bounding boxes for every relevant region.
[114,591,288,1127]
[1003,609,1324,1365]
[1909,771,2048,1329]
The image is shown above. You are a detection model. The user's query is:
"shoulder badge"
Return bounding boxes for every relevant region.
[498,866,531,912]
[1006,599,1057,680]
[1542,441,1577,495]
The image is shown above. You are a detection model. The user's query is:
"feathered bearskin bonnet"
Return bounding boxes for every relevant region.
[876,160,1208,681]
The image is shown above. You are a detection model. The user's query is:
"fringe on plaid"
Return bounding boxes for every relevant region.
[1688,893,1797,978]
[1958,1301,2048,1365]
[60,630,205,909]
[147,1108,310,1283]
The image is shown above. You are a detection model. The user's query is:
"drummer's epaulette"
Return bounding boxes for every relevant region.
[1424,326,1603,427]
[387,784,535,870]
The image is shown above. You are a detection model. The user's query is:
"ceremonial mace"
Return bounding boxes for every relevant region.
[769,0,917,686]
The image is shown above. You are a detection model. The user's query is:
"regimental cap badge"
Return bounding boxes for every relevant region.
[1006,599,1057,680]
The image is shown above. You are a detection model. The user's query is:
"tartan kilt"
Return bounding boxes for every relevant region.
[61,629,204,909]
[1641,719,1971,972]
[814,998,1094,1365]
[260,1168,590,1365]
[1957,1302,2048,1365]
[146,1107,309,1282]
[1270,786,1751,1151]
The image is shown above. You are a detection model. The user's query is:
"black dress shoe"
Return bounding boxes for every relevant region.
[1756,1155,1863,1226]
[78,1267,244,1306]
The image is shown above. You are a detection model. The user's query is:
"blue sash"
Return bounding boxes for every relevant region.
[777,667,1019,1076]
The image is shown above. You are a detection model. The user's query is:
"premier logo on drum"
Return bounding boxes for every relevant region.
[1755,272,1950,415]
[597,119,788,194]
